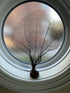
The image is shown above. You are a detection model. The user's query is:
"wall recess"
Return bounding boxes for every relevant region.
[0,0,70,93]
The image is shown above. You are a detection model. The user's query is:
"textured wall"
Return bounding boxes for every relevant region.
[0,85,70,93]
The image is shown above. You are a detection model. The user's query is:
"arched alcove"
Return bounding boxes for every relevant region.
[0,0,70,93]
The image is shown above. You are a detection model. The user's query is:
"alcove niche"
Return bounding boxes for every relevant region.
[0,0,70,93]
